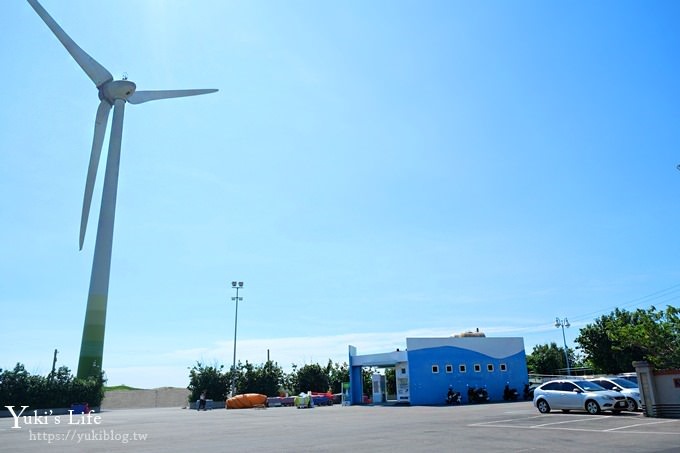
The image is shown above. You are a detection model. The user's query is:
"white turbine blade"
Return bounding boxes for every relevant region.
[80,100,112,250]
[27,0,113,87]
[128,89,218,105]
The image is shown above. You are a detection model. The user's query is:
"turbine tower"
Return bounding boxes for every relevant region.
[27,0,218,378]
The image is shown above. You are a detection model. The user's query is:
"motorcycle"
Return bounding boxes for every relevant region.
[467,385,490,403]
[503,383,519,401]
[446,387,461,405]
[523,383,532,400]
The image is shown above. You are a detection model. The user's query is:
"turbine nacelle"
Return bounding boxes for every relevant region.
[100,80,137,103]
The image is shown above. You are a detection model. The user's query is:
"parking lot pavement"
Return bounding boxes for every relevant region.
[469,410,680,435]
[1,402,679,452]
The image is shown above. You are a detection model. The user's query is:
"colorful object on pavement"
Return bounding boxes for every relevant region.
[226,393,267,409]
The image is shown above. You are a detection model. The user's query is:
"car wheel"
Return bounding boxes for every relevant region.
[585,400,601,415]
[626,398,638,412]
[536,399,551,414]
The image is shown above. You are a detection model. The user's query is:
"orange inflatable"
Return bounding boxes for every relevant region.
[226,393,268,409]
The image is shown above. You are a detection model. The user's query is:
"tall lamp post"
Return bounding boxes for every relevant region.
[231,281,244,396]
[555,317,571,376]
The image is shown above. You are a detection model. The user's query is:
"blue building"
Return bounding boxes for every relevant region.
[349,334,528,405]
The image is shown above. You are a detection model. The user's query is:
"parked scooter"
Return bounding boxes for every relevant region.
[523,383,532,400]
[446,386,461,405]
[503,383,519,401]
[467,385,490,403]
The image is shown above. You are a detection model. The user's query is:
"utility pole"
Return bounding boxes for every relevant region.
[49,349,58,379]
[555,317,571,375]
[231,281,244,396]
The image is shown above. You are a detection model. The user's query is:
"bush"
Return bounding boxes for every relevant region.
[295,364,329,393]
[187,360,286,400]
[0,363,105,409]
[187,362,230,402]
[240,360,284,396]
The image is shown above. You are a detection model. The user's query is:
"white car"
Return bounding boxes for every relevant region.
[533,379,628,415]
[616,372,638,385]
[588,377,643,411]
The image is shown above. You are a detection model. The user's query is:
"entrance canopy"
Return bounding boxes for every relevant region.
[348,346,408,404]
[350,349,407,367]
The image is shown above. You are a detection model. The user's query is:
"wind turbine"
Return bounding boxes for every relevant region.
[27,0,218,379]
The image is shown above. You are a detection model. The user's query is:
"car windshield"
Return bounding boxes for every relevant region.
[623,376,638,384]
[610,378,637,389]
[574,380,606,391]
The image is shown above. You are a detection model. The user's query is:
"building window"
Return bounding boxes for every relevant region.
[487,364,494,372]
[432,365,439,374]
[459,364,466,373]
[445,364,453,373]
[500,363,507,372]
[474,364,481,372]
[400,367,406,374]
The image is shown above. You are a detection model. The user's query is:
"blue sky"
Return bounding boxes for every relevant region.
[1,0,679,389]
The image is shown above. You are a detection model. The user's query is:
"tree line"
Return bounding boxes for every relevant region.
[527,305,679,375]
[187,359,373,402]
[5,305,675,408]
[0,364,105,410]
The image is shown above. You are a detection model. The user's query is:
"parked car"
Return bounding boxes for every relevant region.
[617,372,638,385]
[587,377,643,411]
[533,379,628,415]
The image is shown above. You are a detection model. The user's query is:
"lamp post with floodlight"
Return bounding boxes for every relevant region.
[555,317,571,375]
[231,281,243,396]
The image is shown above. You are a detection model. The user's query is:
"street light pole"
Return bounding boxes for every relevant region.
[231,281,243,396]
[555,317,571,376]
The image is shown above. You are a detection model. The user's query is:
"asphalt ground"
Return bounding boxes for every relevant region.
[2,401,679,452]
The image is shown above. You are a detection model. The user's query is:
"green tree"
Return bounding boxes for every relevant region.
[282,364,299,395]
[325,360,349,394]
[70,373,106,407]
[295,364,329,393]
[608,306,680,370]
[187,361,230,402]
[575,308,651,373]
[0,363,105,408]
[526,342,576,375]
[385,368,396,395]
[240,360,284,396]
[362,367,375,398]
[0,363,31,406]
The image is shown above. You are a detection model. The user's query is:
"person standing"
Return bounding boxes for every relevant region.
[198,390,207,411]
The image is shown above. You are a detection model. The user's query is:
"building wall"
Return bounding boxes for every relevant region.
[635,362,680,418]
[653,370,680,406]
[406,337,528,405]
[101,388,190,409]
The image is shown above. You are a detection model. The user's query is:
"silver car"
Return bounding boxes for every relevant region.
[616,372,638,385]
[588,377,643,411]
[533,379,628,415]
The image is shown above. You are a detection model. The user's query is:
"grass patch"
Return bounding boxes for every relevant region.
[104,385,142,391]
